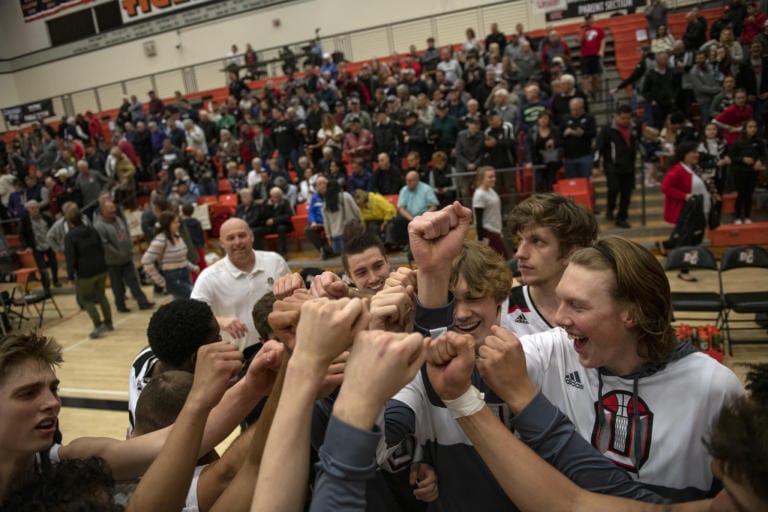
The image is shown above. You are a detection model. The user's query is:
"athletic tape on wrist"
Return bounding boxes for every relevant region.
[442,385,485,419]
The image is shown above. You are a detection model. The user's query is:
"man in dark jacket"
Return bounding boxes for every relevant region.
[641,51,680,128]
[682,8,708,51]
[252,187,294,255]
[562,98,598,178]
[454,118,485,173]
[374,153,403,196]
[594,105,638,228]
[402,111,431,163]
[372,109,401,161]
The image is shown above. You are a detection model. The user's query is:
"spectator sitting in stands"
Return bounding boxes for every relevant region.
[373,152,403,196]
[387,170,439,248]
[421,151,457,207]
[518,84,548,135]
[431,101,460,153]
[455,117,485,176]
[353,188,396,242]
[226,161,248,193]
[171,180,199,207]
[342,116,374,162]
[348,158,374,194]
[252,187,293,256]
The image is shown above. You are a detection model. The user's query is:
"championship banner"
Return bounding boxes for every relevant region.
[20,0,92,23]
[546,0,635,21]
[1,99,55,126]
[533,0,569,15]
[120,0,216,24]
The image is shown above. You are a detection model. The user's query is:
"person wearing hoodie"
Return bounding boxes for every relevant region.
[403,209,743,505]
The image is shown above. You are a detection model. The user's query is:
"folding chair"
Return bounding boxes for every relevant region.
[10,267,63,328]
[718,245,768,355]
[664,246,723,326]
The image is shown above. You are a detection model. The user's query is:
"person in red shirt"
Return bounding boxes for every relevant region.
[85,111,104,146]
[740,2,767,46]
[714,89,754,145]
[580,14,606,99]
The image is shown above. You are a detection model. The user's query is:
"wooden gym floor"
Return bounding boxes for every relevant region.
[18,254,768,448]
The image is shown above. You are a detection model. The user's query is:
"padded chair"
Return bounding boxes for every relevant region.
[664,246,723,326]
[718,245,768,354]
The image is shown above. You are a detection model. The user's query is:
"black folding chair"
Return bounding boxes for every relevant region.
[664,246,723,327]
[719,245,768,355]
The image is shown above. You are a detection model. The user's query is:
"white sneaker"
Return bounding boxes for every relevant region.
[744,218,753,224]
[734,219,743,225]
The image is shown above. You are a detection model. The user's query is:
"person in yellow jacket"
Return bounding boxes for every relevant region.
[353,189,396,244]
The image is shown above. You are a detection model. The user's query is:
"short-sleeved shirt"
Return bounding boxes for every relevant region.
[397,182,439,217]
[472,187,502,234]
[580,26,605,57]
[191,250,290,348]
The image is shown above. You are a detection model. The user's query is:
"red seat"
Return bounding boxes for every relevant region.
[198,195,218,205]
[553,178,592,211]
[219,193,238,208]
[384,195,399,208]
[218,179,232,193]
[295,203,309,216]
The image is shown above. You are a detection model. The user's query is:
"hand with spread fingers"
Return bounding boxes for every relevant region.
[218,317,248,340]
[425,331,476,401]
[477,325,538,414]
[273,272,306,300]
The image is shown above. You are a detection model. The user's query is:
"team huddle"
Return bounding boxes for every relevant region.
[0,194,766,512]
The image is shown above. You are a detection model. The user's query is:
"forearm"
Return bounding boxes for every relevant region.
[201,378,267,456]
[250,357,326,512]
[126,399,212,512]
[458,407,654,512]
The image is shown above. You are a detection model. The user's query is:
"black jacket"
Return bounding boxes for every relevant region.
[372,121,401,157]
[641,68,680,109]
[65,224,107,278]
[594,120,639,174]
[19,213,53,251]
[729,137,768,174]
[374,165,404,196]
[561,113,597,159]
[256,199,293,230]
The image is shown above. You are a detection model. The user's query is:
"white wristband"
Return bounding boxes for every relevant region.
[442,385,485,419]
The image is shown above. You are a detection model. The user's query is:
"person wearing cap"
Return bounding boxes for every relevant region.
[431,101,460,152]
[403,111,431,163]
[455,115,485,195]
[320,52,337,81]
[342,116,374,162]
[342,97,372,132]
[422,150,457,206]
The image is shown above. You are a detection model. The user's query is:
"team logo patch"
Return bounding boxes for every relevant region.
[591,390,653,472]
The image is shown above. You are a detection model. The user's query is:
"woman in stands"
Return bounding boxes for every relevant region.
[472,166,508,259]
[657,141,715,280]
[322,178,361,256]
[524,110,563,193]
[141,211,198,300]
[650,24,675,54]
[728,119,767,224]
[312,113,344,162]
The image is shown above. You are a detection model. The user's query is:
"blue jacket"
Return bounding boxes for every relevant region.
[308,192,324,225]
[348,171,374,194]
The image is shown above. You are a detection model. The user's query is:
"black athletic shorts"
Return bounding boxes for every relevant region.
[581,55,602,75]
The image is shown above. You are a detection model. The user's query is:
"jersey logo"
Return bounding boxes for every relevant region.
[591,391,653,472]
[514,314,529,324]
[564,371,584,389]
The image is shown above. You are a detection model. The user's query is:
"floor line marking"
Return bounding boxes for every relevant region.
[60,388,129,397]
[62,314,141,352]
